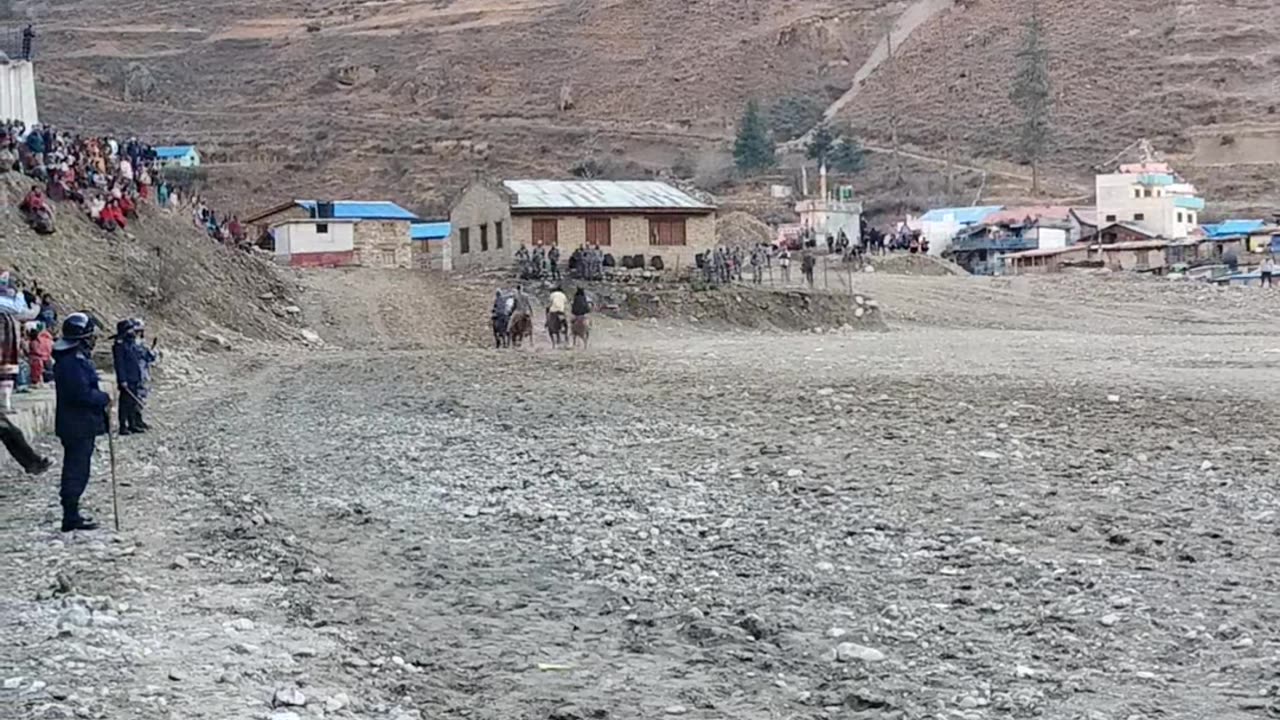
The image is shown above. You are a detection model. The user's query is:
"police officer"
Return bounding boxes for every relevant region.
[52,313,110,532]
[111,319,144,435]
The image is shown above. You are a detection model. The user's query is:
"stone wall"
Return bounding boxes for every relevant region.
[448,184,513,270]
[354,221,412,268]
[510,213,716,270]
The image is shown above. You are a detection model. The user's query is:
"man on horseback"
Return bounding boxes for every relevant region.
[571,287,592,349]
[491,289,513,347]
[546,285,568,347]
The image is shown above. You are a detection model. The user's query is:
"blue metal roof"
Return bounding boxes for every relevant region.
[410,222,450,241]
[1202,219,1265,238]
[296,201,421,222]
[919,205,1003,225]
[154,145,197,159]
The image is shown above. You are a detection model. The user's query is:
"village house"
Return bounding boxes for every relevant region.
[410,222,452,270]
[447,179,717,271]
[1006,238,1170,275]
[153,145,200,169]
[244,200,422,269]
[917,205,1002,257]
[1095,161,1204,239]
[945,206,1073,275]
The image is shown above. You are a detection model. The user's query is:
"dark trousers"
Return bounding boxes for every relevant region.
[119,386,140,431]
[1263,272,1273,287]
[0,414,43,472]
[60,436,95,515]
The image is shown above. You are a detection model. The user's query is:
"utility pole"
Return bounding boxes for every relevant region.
[883,16,903,187]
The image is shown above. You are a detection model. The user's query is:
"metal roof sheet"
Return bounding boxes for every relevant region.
[410,222,450,241]
[502,180,714,211]
[919,205,1003,225]
[1202,219,1265,238]
[154,145,197,158]
[296,201,421,221]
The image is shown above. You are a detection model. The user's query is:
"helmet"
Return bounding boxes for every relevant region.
[113,319,134,338]
[54,312,98,351]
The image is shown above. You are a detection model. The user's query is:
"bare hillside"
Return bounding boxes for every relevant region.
[0,175,300,345]
[22,0,1280,215]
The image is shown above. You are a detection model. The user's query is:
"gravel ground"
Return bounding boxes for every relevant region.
[4,273,1280,720]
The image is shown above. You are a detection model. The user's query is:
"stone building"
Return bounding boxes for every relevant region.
[243,200,424,269]
[447,179,717,271]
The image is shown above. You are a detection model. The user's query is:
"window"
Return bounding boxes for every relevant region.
[381,250,397,266]
[1105,214,1117,222]
[1133,188,1141,199]
[1133,213,1145,221]
[460,227,470,254]
[1189,213,1197,224]
[1143,188,1152,198]
[480,223,489,252]
[649,217,687,246]
[1177,212,1184,223]
[586,217,612,246]
[1135,250,1150,268]
[532,219,558,246]
[495,220,504,249]
[316,223,329,234]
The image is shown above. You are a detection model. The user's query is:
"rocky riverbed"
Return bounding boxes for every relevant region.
[4,273,1280,720]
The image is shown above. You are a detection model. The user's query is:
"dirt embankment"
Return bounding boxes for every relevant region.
[0,175,301,346]
[597,283,884,332]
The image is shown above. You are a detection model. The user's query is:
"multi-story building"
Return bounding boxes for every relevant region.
[1095,162,1204,240]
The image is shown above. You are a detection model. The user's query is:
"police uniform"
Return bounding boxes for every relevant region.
[52,313,109,532]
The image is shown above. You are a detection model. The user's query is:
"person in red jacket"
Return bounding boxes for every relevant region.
[27,322,52,387]
[100,199,126,230]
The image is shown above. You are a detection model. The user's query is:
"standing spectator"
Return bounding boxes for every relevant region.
[801,254,816,289]
[52,313,110,532]
[0,274,40,413]
[1262,255,1275,288]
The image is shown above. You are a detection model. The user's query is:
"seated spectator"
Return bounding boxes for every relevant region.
[19,188,55,235]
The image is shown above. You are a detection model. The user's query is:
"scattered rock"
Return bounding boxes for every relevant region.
[299,329,324,345]
[1099,613,1121,627]
[785,468,804,478]
[273,686,307,707]
[284,305,302,315]
[197,330,233,352]
[3,677,23,690]
[835,642,886,663]
[1234,637,1255,649]
[228,618,255,632]
[324,693,350,712]
[664,706,688,716]
[48,686,71,701]
[171,556,191,570]
[975,450,1002,460]
[1107,394,1121,403]
[167,669,185,682]
[269,712,301,720]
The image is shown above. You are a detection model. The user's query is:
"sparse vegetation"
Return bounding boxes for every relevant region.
[733,100,776,172]
[1009,0,1053,195]
[767,95,825,143]
[807,123,866,174]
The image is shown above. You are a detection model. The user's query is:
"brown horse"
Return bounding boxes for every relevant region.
[546,311,568,348]
[509,312,533,348]
[571,315,590,349]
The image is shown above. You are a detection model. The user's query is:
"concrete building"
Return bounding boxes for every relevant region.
[410,221,452,271]
[1096,162,1204,240]
[917,206,1003,256]
[447,179,717,271]
[153,145,201,169]
[794,164,862,244]
[0,58,38,126]
[269,219,358,267]
[244,200,422,269]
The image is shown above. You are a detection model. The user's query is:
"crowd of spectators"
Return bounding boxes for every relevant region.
[0,120,245,246]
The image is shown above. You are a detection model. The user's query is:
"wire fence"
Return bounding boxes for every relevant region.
[695,253,875,297]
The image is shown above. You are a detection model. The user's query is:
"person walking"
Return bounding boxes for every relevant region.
[801,254,816,289]
[779,247,792,284]
[1262,255,1275,288]
[52,313,110,532]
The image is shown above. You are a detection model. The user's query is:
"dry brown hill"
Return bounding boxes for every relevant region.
[22,0,1280,218]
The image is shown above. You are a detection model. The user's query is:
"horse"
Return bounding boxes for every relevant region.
[546,311,568,348]
[509,312,533,348]
[571,315,590,350]
[491,314,510,348]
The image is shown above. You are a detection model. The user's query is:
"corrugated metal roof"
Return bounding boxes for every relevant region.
[1202,219,1265,238]
[154,145,196,158]
[502,180,714,211]
[919,205,1003,225]
[410,222,450,241]
[296,201,421,222]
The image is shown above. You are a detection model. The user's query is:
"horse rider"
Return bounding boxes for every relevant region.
[547,285,568,333]
[510,285,532,331]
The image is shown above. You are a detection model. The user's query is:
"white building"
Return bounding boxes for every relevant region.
[917,205,1003,256]
[270,219,357,267]
[794,165,862,244]
[1096,162,1204,240]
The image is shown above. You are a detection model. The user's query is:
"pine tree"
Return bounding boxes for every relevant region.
[733,101,776,172]
[828,138,866,174]
[1010,0,1052,195]
[806,124,835,165]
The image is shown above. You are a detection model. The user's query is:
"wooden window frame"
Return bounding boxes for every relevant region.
[649,217,688,246]
[532,218,559,247]
[459,227,470,254]
[586,217,612,246]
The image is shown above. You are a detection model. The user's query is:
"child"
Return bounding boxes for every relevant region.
[28,321,52,387]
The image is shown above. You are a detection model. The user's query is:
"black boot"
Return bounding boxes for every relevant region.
[26,455,52,476]
[60,500,99,532]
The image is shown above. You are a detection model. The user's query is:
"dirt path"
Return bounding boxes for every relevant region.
[6,276,1280,719]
